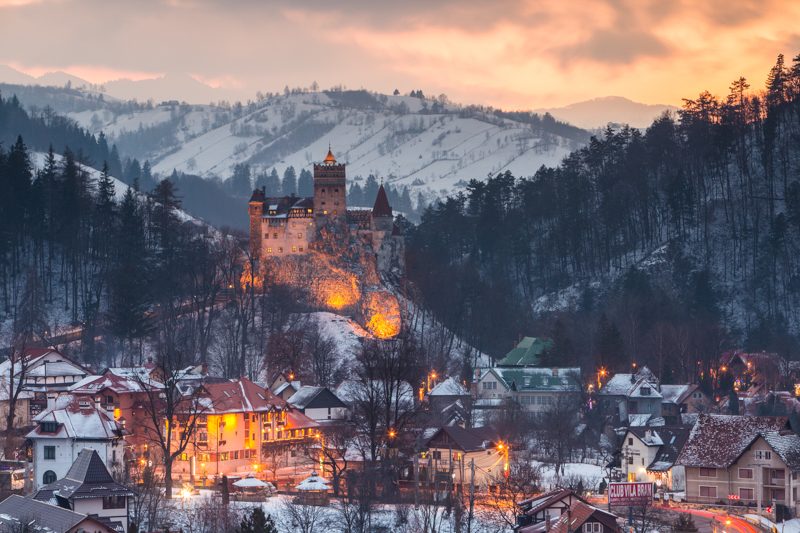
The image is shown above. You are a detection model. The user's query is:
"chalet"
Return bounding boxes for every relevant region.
[474,367,581,414]
[26,396,125,489]
[0,348,92,427]
[33,448,135,532]
[419,426,504,489]
[720,350,787,394]
[517,491,621,533]
[173,377,319,485]
[598,366,663,423]
[287,386,349,422]
[677,414,800,512]
[0,494,117,533]
[620,426,690,491]
[519,499,621,533]
[659,384,711,424]
[270,372,302,401]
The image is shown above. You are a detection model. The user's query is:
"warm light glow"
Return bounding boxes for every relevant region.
[721,365,728,372]
[388,428,396,439]
[239,261,263,292]
[364,291,401,339]
[113,408,121,420]
[222,413,237,429]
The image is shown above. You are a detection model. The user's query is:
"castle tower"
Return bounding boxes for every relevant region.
[371,183,393,233]
[313,148,346,220]
[248,188,265,256]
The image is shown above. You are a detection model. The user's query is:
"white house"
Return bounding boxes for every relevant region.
[287,386,349,422]
[32,448,135,532]
[26,396,125,489]
[620,426,690,491]
[473,367,581,414]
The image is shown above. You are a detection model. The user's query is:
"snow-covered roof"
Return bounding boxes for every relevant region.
[335,379,414,408]
[599,366,658,397]
[678,414,788,468]
[428,377,469,397]
[660,384,696,404]
[481,367,581,392]
[26,397,123,441]
[295,472,330,492]
[762,431,800,471]
[287,386,348,410]
[628,414,652,427]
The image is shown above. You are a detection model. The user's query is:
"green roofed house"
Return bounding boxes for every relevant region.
[473,366,581,414]
[497,337,554,367]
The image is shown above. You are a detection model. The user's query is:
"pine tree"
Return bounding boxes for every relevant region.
[229,163,252,197]
[298,168,313,197]
[238,507,278,533]
[282,166,297,195]
[766,53,787,108]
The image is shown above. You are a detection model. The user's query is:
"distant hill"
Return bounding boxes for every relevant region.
[0,83,591,203]
[536,96,678,129]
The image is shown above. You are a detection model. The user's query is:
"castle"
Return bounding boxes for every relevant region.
[248,149,404,272]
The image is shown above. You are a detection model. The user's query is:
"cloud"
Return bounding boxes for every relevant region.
[559,29,671,64]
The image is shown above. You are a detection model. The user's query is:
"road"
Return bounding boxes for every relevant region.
[669,507,762,533]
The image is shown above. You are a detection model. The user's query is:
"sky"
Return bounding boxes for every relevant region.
[0,0,798,108]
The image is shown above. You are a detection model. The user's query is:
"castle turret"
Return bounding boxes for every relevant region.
[371,183,393,232]
[313,148,346,220]
[248,188,265,256]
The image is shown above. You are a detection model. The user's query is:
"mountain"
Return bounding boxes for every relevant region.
[0,64,35,86]
[103,72,231,104]
[36,71,93,89]
[536,96,678,129]
[39,89,588,203]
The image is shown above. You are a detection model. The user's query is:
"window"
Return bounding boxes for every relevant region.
[266,247,272,254]
[103,496,126,509]
[628,438,633,446]
[699,486,717,498]
[292,246,297,252]
[699,468,717,478]
[273,233,278,239]
[264,233,269,239]
[42,470,57,485]
[739,468,753,479]
[482,381,497,390]
[756,450,772,460]
[44,446,56,460]
[106,395,114,405]
[299,247,304,252]
[627,456,634,465]
[640,386,651,396]
[582,523,602,533]
[278,247,283,253]
[432,451,442,460]
[41,421,58,433]
[297,233,302,239]
[739,488,754,500]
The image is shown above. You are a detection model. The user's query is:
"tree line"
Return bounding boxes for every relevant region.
[408,52,800,381]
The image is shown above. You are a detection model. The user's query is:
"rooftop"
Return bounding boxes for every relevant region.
[497,337,553,367]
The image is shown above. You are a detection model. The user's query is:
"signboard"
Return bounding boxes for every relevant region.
[608,482,653,506]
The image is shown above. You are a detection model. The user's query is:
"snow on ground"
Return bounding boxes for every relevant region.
[534,461,605,491]
[745,515,800,533]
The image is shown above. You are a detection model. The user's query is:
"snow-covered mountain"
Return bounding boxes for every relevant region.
[64,91,587,201]
[535,96,678,130]
[0,83,588,202]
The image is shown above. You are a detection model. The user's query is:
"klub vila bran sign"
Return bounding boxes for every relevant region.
[608,482,653,506]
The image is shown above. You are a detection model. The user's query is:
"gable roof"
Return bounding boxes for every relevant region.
[677,414,788,468]
[546,501,618,533]
[482,367,581,393]
[626,426,691,471]
[598,366,658,397]
[26,397,123,441]
[423,425,499,453]
[518,488,585,515]
[762,431,800,471]
[287,386,348,410]
[200,377,286,414]
[660,384,697,405]
[70,370,162,395]
[429,377,469,397]
[0,494,117,533]
[33,449,134,502]
[497,337,553,367]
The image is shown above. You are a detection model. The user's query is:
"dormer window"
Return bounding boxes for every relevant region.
[640,386,651,396]
[41,421,58,433]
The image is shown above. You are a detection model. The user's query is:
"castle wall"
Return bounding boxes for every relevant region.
[313,164,346,219]
[260,217,315,256]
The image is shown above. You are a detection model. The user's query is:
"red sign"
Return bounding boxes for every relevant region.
[609,482,654,506]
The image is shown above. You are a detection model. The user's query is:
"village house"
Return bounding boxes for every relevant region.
[26,396,125,489]
[426,377,472,427]
[473,366,581,414]
[660,384,712,424]
[270,372,302,401]
[32,448,135,532]
[598,366,663,424]
[720,350,788,395]
[620,426,690,492]
[418,425,505,489]
[173,377,319,486]
[287,385,349,423]
[517,490,621,533]
[677,414,800,513]
[0,348,93,427]
[0,494,117,533]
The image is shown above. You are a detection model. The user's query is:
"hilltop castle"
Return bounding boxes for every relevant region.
[248,149,404,272]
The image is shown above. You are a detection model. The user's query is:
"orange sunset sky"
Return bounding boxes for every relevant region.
[1,0,798,108]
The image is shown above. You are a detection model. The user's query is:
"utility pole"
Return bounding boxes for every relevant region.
[414,454,419,510]
[467,459,475,533]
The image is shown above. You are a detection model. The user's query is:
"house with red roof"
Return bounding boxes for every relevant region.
[172,377,319,486]
[517,490,621,533]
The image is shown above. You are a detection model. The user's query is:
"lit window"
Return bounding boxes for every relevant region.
[267,247,272,253]
[278,247,283,253]
[292,246,297,252]
[297,233,302,239]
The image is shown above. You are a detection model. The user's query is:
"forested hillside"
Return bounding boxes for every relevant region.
[408,53,800,380]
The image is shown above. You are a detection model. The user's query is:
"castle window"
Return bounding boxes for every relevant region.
[335,188,339,192]
[323,210,328,215]
[267,247,272,253]
[333,210,337,215]
[321,188,326,193]
[292,246,297,252]
[297,233,302,239]
[278,247,283,253]
[264,233,269,239]
[307,209,312,213]
[299,247,304,252]
[321,201,326,205]
[334,201,339,206]
[273,233,278,239]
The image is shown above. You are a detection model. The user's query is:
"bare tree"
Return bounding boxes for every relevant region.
[537,394,581,476]
[137,311,209,499]
[480,458,543,530]
[280,499,331,533]
[336,471,376,533]
[129,465,164,533]
[306,321,340,387]
[306,421,356,496]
